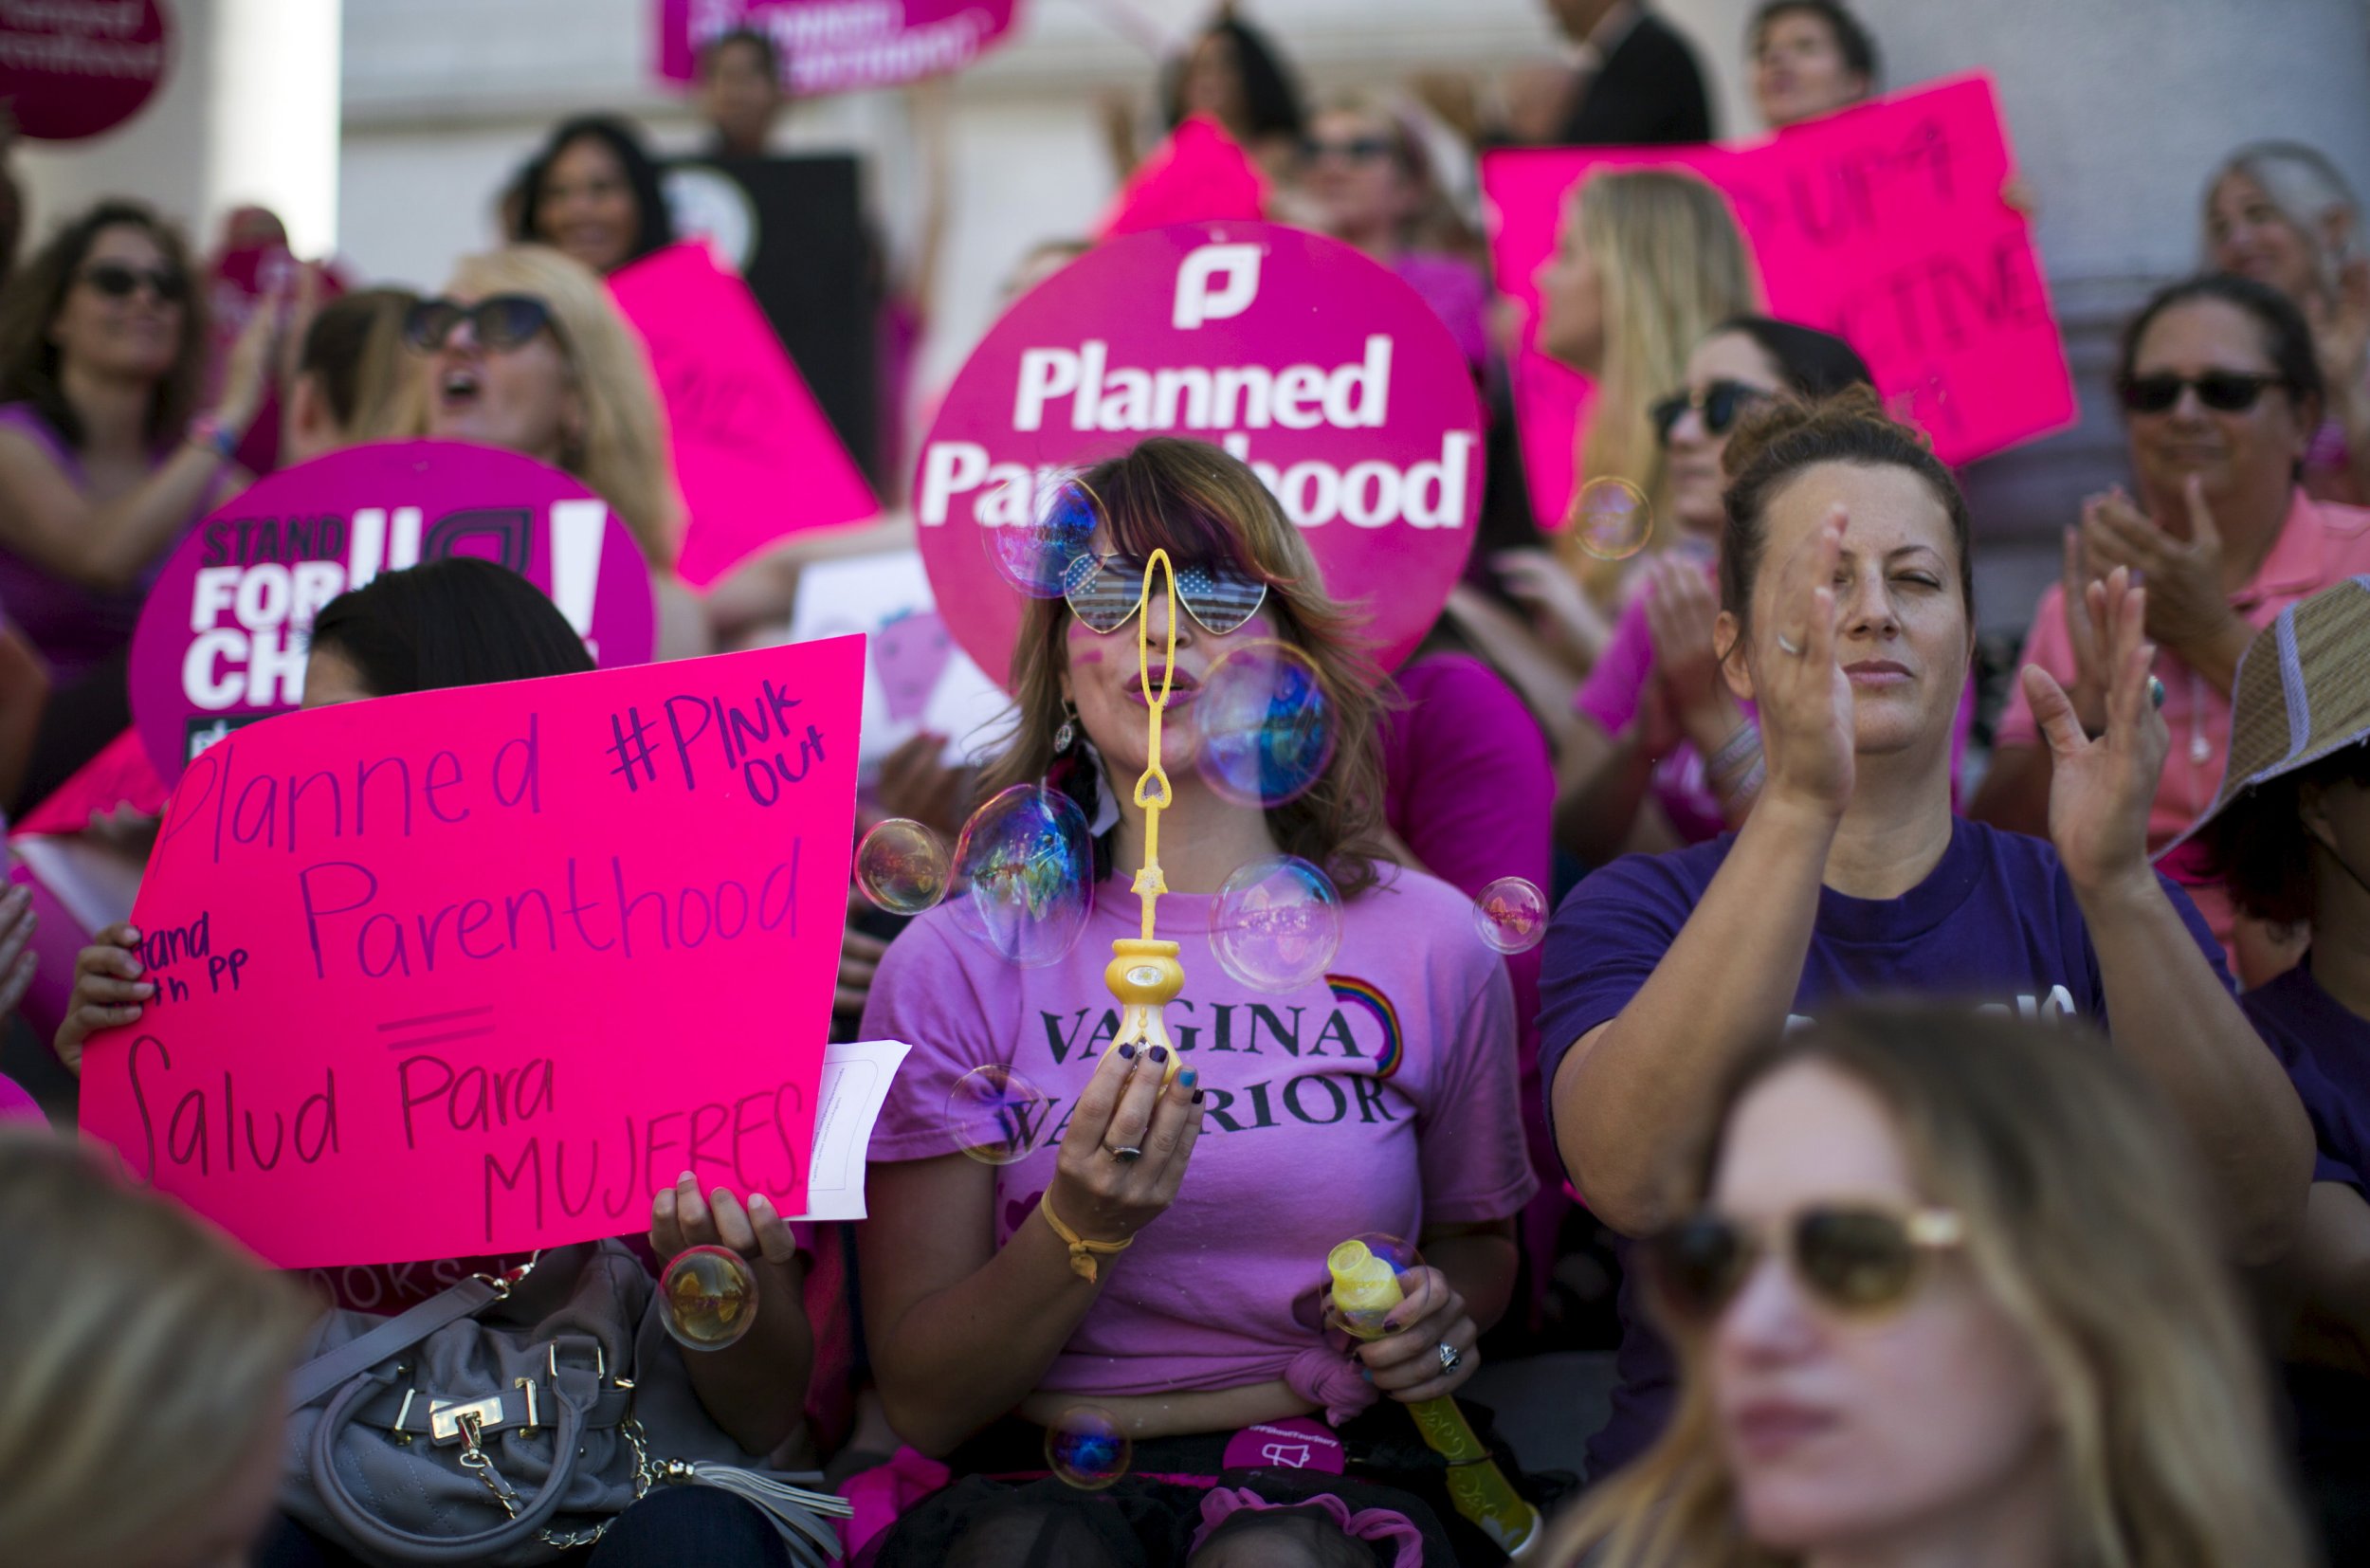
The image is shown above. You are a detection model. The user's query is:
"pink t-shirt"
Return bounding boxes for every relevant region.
[861,866,1538,1402]
[1996,488,2370,940]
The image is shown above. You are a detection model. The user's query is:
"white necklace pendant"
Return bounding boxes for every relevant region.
[2190,734,2214,767]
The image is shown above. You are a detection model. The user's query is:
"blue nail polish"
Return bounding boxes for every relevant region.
[1150,1045,1169,1064]
[1179,1067,1198,1087]
[1118,1043,1137,1061]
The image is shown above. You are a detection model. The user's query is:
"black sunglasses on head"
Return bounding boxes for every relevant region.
[1650,379,1771,447]
[80,261,187,303]
[404,294,555,354]
[2117,371,2287,415]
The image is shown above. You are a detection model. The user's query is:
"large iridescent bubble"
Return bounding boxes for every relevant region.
[948,784,1094,967]
[1191,640,1337,809]
[982,469,1100,599]
[1209,855,1342,993]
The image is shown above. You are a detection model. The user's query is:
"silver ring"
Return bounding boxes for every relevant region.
[1775,631,1805,657]
[1107,1145,1144,1163]
[2147,675,2165,710]
[1436,1341,1462,1374]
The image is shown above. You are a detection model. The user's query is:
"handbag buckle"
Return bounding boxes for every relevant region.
[428,1394,506,1444]
[547,1340,605,1381]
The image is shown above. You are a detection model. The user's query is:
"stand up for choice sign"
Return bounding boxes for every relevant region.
[126,442,658,784]
[917,223,1485,686]
[79,639,865,1269]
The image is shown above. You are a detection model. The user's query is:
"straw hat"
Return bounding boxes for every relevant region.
[2160,576,2370,859]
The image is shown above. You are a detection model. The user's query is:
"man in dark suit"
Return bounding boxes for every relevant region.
[1546,0,1716,146]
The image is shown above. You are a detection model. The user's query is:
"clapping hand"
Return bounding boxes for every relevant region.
[2022,566,2168,901]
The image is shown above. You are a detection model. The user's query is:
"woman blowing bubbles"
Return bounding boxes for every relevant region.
[1538,392,2312,1480]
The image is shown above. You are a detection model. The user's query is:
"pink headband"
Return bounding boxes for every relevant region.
[1190,1486,1425,1567]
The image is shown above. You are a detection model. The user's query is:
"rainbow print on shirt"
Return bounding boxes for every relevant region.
[1326,976,1403,1080]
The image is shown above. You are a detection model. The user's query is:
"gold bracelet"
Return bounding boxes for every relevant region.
[1038,1193,1131,1284]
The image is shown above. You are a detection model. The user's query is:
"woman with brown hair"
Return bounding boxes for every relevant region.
[856,437,1540,1563]
[1541,1003,2311,1568]
[0,198,277,682]
[0,1129,314,1567]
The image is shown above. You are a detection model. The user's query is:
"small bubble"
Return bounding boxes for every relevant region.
[854,818,950,915]
[948,784,1094,967]
[658,1246,759,1351]
[944,1064,1048,1165]
[1045,1405,1132,1490]
[982,470,1099,599]
[1210,855,1342,993]
[1568,477,1652,561]
[1471,876,1549,955]
[1191,641,1336,809]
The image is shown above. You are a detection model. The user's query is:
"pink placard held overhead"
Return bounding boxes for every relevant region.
[78,638,866,1268]
[652,0,1018,94]
[1483,74,2073,528]
[0,0,171,140]
[915,222,1486,687]
[125,442,659,785]
[610,243,881,588]
[1097,117,1268,239]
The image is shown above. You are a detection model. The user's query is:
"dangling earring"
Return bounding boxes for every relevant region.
[1053,700,1079,756]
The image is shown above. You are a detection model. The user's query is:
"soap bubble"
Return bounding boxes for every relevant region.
[1210,855,1342,993]
[1323,1233,1425,1340]
[1045,1405,1132,1490]
[983,470,1099,599]
[854,818,950,916]
[1471,876,1549,955]
[948,784,1094,967]
[1192,641,1336,809]
[1568,477,1652,561]
[944,1063,1048,1166]
[658,1246,759,1351]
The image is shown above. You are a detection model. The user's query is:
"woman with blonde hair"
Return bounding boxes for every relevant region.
[857,437,1540,1562]
[399,243,706,657]
[1541,1003,2310,1568]
[0,1129,313,1567]
[1505,168,1759,665]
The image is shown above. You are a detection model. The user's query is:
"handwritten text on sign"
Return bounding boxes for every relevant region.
[78,639,866,1269]
[1482,74,2074,525]
[915,222,1485,687]
[652,0,1018,96]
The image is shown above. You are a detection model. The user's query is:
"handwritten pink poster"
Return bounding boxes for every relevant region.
[78,638,866,1268]
[652,0,1018,96]
[610,243,881,588]
[1483,74,2074,528]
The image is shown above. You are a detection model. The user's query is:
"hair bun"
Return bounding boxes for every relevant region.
[1720,383,1917,482]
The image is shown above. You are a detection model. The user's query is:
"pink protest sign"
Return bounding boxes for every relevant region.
[78,637,865,1268]
[915,222,1485,687]
[0,0,171,140]
[610,243,881,588]
[1483,74,2073,527]
[125,441,658,785]
[12,728,166,837]
[652,0,1017,94]
[1097,117,1267,240]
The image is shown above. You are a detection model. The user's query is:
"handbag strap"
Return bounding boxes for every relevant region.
[288,1273,506,1413]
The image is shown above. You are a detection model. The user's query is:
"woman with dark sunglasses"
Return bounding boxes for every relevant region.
[399,245,707,661]
[1553,318,1871,866]
[1974,273,2370,975]
[0,199,278,684]
[1540,1004,2309,1568]
[856,438,1541,1563]
[1540,389,2311,1485]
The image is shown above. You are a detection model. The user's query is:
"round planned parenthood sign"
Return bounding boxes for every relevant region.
[914,222,1485,686]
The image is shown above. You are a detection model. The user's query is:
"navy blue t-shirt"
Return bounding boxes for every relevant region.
[2241,957,2369,1196]
[1536,815,2233,1478]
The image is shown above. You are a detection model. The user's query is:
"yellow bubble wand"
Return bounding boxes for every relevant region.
[1102,550,1187,1077]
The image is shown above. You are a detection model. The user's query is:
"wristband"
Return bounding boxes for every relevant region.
[186,414,239,462]
[1039,1192,1131,1284]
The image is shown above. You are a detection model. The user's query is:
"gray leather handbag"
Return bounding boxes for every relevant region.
[282,1241,848,1566]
